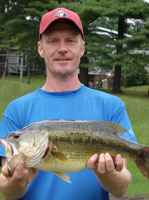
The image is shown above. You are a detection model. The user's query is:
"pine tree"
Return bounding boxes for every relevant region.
[78,0,149,92]
[0,0,60,68]
[0,0,149,92]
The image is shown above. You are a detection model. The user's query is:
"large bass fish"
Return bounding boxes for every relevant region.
[0,120,149,182]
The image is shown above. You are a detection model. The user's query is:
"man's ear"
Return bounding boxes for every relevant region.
[38,41,44,58]
[80,40,85,58]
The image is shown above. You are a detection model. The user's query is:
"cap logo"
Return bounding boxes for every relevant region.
[55,9,68,17]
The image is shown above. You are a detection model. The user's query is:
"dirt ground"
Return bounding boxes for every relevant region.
[110,194,149,200]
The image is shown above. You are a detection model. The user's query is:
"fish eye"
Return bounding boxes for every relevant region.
[14,135,19,139]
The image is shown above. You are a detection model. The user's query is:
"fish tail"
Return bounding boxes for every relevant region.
[135,146,149,179]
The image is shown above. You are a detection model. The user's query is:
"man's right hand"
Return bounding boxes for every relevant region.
[0,157,38,200]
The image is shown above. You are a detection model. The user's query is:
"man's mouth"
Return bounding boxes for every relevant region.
[55,58,71,61]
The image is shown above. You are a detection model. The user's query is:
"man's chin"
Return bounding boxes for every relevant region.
[53,70,76,78]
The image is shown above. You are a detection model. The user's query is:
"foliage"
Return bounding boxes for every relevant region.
[0,0,149,92]
[122,63,148,87]
[86,0,149,92]
[0,0,57,64]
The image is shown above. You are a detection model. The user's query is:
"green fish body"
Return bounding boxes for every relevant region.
[0,120,149,182]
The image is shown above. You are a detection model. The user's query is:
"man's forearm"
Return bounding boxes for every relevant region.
[94,167,131,197]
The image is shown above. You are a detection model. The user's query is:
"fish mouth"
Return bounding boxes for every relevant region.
[0,139,18,157]
[0,139,8,151]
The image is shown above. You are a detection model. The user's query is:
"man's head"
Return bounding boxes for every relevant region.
[39,8,84,40]
[38,8,85,80]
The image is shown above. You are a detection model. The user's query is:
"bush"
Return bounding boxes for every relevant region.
[122,65,148,87]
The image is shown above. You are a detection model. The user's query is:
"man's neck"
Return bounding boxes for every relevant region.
[42,73,81,92]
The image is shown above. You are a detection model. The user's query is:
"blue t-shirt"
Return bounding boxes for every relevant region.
[0,84,137,200]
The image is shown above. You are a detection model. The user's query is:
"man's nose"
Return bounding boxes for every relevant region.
[58,41,68,54]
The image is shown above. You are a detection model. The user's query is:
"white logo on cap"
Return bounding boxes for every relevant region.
[55,9,68,17]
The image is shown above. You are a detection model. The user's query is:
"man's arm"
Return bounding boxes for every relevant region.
[87,153,131,197]
[0,157,38,200]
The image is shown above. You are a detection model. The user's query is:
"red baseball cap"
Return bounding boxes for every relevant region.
[39,8,84,40]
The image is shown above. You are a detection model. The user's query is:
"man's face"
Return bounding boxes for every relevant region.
[38,22,85,78]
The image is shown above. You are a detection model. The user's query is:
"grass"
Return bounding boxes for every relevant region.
[0,75,45,119]
[115,87,149,196]
[0,75,149,197]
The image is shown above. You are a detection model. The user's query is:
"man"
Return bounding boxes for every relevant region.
[0,7,137,200]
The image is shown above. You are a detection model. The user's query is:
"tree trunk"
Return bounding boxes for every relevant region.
[27,59,30,84]
[79,67,88,86]
[79,56,89,86]
[112,65,122,93]
[112,16,125,93]
[20,53,23,83]
[57,0,62,3]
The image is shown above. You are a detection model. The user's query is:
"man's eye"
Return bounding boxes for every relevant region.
[68,39,76,43]
[48,39,57,43]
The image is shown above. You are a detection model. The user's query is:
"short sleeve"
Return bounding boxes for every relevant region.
[110,99,138,144]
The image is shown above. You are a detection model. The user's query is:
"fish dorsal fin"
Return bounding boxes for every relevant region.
[96,121,126,133]
[54,172,71,183]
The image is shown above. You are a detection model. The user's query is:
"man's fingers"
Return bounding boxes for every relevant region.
[88,153,124,174]
[114,154,123,172]
[2,164,10,177]
[12,161,27,187]
[97,153,105,174]
[104,153,115,173]
[87,154,98,170]
[28,168,38,183]
[13,161,25,178]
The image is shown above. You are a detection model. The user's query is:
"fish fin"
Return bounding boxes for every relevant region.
[97,121,126,133]
[54,172,71,183]
[51,151,68,161]
[135,146,149,179]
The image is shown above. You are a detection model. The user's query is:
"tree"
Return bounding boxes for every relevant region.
[0,0,59,69]
[0,0,149,92]
[122,61,148,87]
[0,0,87,74]
[79,0,149,92]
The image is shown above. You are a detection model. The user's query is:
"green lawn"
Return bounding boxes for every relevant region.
[0,75,149,197]
[0,75,45,119]
[115,87,149,196]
